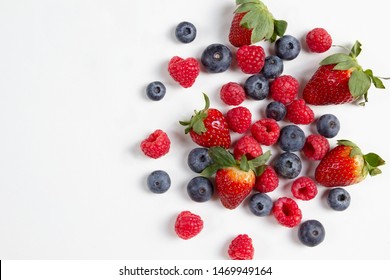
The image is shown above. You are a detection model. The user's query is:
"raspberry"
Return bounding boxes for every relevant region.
[272,197,302,228]
[236,45,265,74]
[302,134,330,160]
[270,75,299,105]
[251,118,280,146]
[291,177,318,201]
[168,56,200,88]
[306,28,332,53]
[286,99,314,125]
[226,106,252,134]
[220,82,246,106]
[234,135,262,160]
[140,129,171,159]
[228,234,254,260]
[174,211,203,240]
[255,166,279,193]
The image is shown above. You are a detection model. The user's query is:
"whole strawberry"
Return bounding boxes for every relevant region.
[202,147,271,209]
[228,0,287,47]
[315,140,385,187]
[180,94,231,149]
[303,41,386,105]
[168,56,200,88]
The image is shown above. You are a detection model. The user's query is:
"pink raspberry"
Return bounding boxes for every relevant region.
[220,82,246,106]
[302,134,330,160]
[255,165,279,193]
[226,106,252,134]
[306,28,332,53]
[228,234,254,260]
[270,75,299,105]
[291,177,318,201]
[251,118,280,146]
[234,135,263,160]
[236,45,265,74]
[286,99,314,125]
[174,211,203,240]
[140,129,171,159]
[272,197,302,228]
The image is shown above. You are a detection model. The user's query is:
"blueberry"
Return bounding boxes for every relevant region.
[279,125,306,152]
[175,21,197,43]
[248,193,273,217]
[201,43,232,73]
[147,170,171,193]
[244,74,269,100]
[298,220,325,247]
[274,152,302,179]
[187,176,214,202]
[266,101,286,121]
[187,147,213,173]
[327,188,351,211]
[146,81,166,101]
[275,35,301,60]
[316,114,340,138]
[261,55,284,79]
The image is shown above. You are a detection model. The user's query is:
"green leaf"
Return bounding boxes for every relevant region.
[273,19,287,37]
[372,76,386,89]
[240,156,250,172]
[348,70,372,98]
[236,0,259,5]
[254,165,267,176]
[337,140,358,147]
[251,12,273,42]
[368,167,382,176]
[192,117,206,134]
[320,53,353,66]
[350,146,363,157]
[249,150,272,168]
[208,147,236,167]
[364,153,385,167]
[349,41,362,58]
[235,3,256,14]
[333,60,359,71]
[200,163,222,177]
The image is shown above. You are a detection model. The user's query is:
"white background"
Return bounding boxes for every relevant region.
[0,0,389,260]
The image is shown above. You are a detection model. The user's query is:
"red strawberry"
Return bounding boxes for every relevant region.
[228,0,287,47]
[303,41,386,105]
[168,56,200,88]
[180,94,231,149]
[315,140,385,187]
[202,147,271,209]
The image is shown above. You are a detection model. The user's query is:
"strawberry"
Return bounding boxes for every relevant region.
[315,140,385,187]
[201,147,271,209]
[180,93,231,149]
[303,41,387,105]
[228,0,287,47]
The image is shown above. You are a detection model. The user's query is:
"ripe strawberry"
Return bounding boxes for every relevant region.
[303,41,386,105]
[168,56,200,88]
[228,0,287,47]
[201,147,271,209]
[180,94,231,149]
[315,140,385,187]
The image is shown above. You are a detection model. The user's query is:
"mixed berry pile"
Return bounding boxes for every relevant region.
[141,0,386,258]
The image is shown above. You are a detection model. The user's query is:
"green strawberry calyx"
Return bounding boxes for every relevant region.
[337,140,385,177]
[179,93,210,135]
[235,0,287,43]
[200,146,272,177]
[320,41,388,105]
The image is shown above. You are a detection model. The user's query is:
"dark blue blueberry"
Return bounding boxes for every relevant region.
[274,152,302,179]
[201,43,232,73]
[298,220,325,247]
[187,147,213,173]
[279,125,306,152]
[248,193,273,217]
[266,101,286,121]
[316,114,340,138]
[187,176,214,202]
[175,21,197,43]
[147,170,171,194]
[275,35,301,60]
[146,81,166,101]
[327,188,351,211]
[244,74,269,100]
[261,55,284,79]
